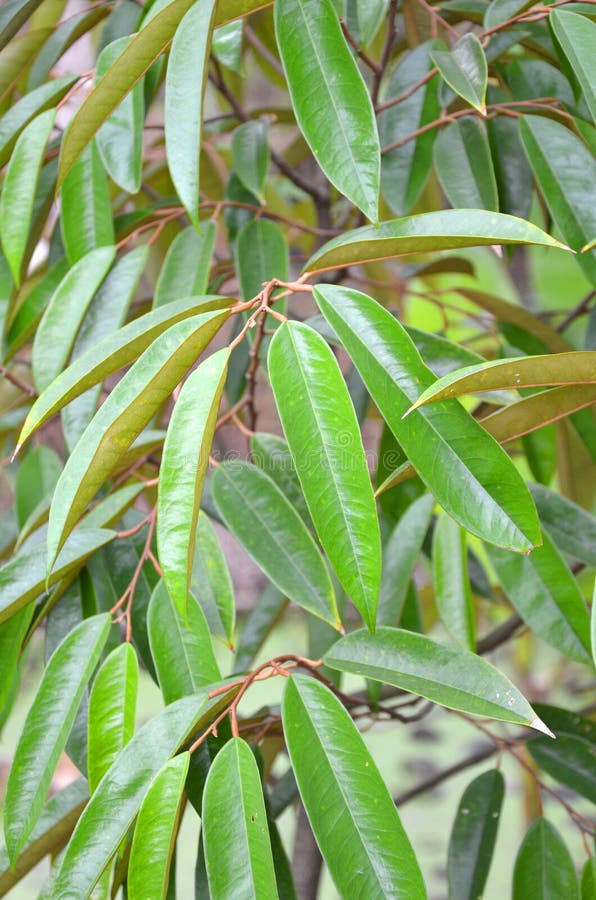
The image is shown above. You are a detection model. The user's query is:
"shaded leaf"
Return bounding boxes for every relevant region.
[191,514,235,646]
[513,818,579,900]
[551,10,596,124]
[527,704,596,805]
[530,482,596,567]
[15,445,61,529]
[250,432,311,528]
[232,118,270,200]
[379,494,434,626]
[0,0,46,52]
[434,118,498,210]
[433,512,475,650]
[0,75,75,168]
[154,222,217,307]
[60,142,114,265]
[236,218,289,300]
[234,584,287,673]
[431,33,487,112]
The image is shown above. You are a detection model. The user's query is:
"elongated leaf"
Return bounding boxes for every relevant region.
[46,309,228,572]
[551,10,596,124]
[486,531,592,664]
[148,581,221,704]
[282,675,426,899]
[236,218,289,300]
[325,627,552,732]
[165,0,217,227]
[158,348,229,616]
[431,33,487,112]
[5,256,69,356]
[305,209,566,273]
[582,858,596,900]
[128,753,190,900]
[527,704,596,804]
[0,75,75,167]
[32,246,115,393]
[0,528,115,626]
[87,643,138,793]
[0,0,46,52]
[520,115,596,284]
[434,118,498,210]
[212,461,339,628]
[250,432,311,528]
[0,604,34,715]
[275,0,380,221]
[0,109,55,285]
[15,445,61,529]
[191,514,235,646]
[433,513,475,649]
[409,351,596,411]
[60,142,114,264]
[51,689,238,899]
[269,321,381,630]
[234,585,288,673]
[315,285,541,552]
[28,8,109,90]
[154,222,217,307]
[530,482,596,566]
[17,294,230,451]
[513,818,579,900]
[232,118,270,200]
[203,738,277,900]
[379,494,434,626]
[447,770,504,900]
[4,614,110,862]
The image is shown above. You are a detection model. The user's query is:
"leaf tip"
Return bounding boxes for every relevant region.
[529,716,556,739]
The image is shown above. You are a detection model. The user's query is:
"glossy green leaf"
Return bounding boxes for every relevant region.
[275,0,380,222]
[551,10,596,123]
[431,33,487,112]
[32,246,115,393]
[0,75,75,168]
[250,432,311,528]
[379,494,434,626]
[304,209,567,273]
[325,627,551,731]
[95,36,144,194]
[128,753,190,900]
[486,530,592,664]
[154,222,217,307]
[315,285,541,552]
[282,675,426,899]
[17,294,230,452]
[232,119,270,200]
[51,690,238,899]
[46,309,228,573]
[158,348,229,616]
[530,482,596,567]
[191,514,235,646]
[0,108,55,285]
[60,141,115,265]
[234,584,287,673]
[4,614,110,862]
[527,704,596,804]
[148,581,221,704]
[582,857,596,900]
[513,818,579,900]
[447,770,504,900]
[520,115,596,284]
[269,321,381,630]
[434,118,499,210]
[213,19,244,71]
[87,643,138,793]
[212,460,339,628]
[236,218,289,300]
[379,41,440,216]
[165,0,217,227]
[484,0,534,27]
[433,512,475,650]
[0,528,115,626]
[203,738,278,900]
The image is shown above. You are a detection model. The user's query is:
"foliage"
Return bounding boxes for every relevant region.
[0,0,595,897]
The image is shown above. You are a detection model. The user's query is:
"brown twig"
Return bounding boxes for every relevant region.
[0,365,37,398]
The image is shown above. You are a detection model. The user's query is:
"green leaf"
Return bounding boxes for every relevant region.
[269,321,381,630]
[447,770,505,900]
[0,75,75,167]
[191,514,236,646]
[46,309,228,573]
[203,738,278,900]
[0,604,34,715]
[282,674,426,899]
[27,8,110,91]
[0,108,55,285]
[95,36,144,194]
[87,643,138,793]
[434,118,499,210]
[157,348,229,616]
[527,704,596,804]
[530,482,596,567]
[325,627,551,731]
[431,33,487,112]
[275,0,380,222]
[32,246,115,393]
[305,209,567,273]
[483,0,534,28]
[250,432,311,528]
[128,753,190,900]
[212,461,340,628]
[60,141,115,264]
[0,0,46,52]
[433,512,475,650]
[234,584,287,673]
[154,221,217,307]
[232,118,270,200]
[379,494,434,626]
[4,614,110,862]
[551,10,596,124]
[519,115,596,284]
[0,528,115,626]
[4,256,69,357]
[485,531,592,664]
[315,285,541,552]
[15,445,61,529]
[165,0,218,227]
[51,689,238,899]
[513,818,580,900]
[582,858,596,900]
[213,19,244,72]
[148,581,221,704]
[236,218,289,301]
[17,294,230,451]
[487,94,533,220]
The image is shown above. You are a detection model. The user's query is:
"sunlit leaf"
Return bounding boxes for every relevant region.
[431,34,487,112]
[60,142,114,265]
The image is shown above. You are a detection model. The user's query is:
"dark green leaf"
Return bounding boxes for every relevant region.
[250,432,311,528]
[378,494,434,626]
[191,514,236,646]
[232,118,270,200]
[527,704,596,805]
[434,118,498,210]
[433,513,475,650]
[530,482,596,567]
[513,818,579,900]
[236,218,289,300]
[234,584,287,673]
